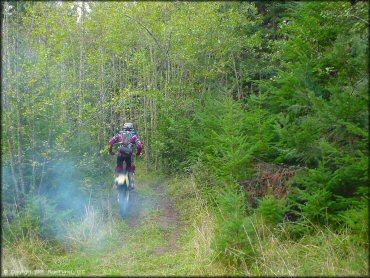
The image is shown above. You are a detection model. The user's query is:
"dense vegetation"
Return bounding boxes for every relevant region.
[2,1,368,275]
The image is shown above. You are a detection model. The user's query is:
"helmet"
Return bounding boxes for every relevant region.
[123,122,134,131]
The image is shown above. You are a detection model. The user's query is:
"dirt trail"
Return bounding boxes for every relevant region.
[124,184,183,255]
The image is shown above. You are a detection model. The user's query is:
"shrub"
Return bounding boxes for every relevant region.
[212,185,258,265]
[257,194,286,225]
[338,199,369,246]
[3,195,70,243]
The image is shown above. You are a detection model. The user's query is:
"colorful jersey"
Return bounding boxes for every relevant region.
[109,131,143,154]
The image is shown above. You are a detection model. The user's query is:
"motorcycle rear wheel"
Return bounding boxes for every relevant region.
[118,185,130,218]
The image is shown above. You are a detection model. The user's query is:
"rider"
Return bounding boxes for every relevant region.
[108,122,143,189]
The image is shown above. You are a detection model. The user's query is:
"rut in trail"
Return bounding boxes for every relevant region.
[123,184,183,255]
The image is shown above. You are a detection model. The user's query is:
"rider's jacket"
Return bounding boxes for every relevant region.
[108,130,143,155]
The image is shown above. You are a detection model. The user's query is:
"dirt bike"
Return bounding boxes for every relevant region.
[113,142,136,218]
[115,163,133,218]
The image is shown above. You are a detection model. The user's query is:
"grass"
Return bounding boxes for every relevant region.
[2,171,227,276]
[2,171,369,276]
[250,223,369,276]
[165,175,368,276]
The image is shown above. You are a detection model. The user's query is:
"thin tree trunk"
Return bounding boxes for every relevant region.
[258,71,262,140]
[78,2,86,148]
[15,3,26,194]
[232,53,241,100]
[144,94,149,172]
[150,97,154,165]
[6,129,20,198]
[154,95,159,171]
[31,108,36,192]
[39,6,53,194]
[99,39,105,155]
[3,3,21,199]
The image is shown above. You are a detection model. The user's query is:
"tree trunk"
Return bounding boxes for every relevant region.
[5,120,20,199]
[78,1,86,148]
[99,38,105,155]
[39,5,54,194]
[232,53,241,100]
[144,94,149,172]
[15,3,26,194]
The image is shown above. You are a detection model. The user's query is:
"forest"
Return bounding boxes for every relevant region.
[2,1,369,276]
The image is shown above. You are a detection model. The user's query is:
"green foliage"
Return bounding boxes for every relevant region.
[286,150,368,226]
[155,98,194,173]
[212,186,257,265]
[2,0,368,273]
[257,194,286,225]
[256,1,368,235]
[190,95,253,182]
[339,200,369,246]
[3,195,69,242]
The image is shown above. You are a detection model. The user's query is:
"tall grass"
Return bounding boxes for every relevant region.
[2,194,119,274]
[63,204,108,250]
[165,175,231,275]
[251,222,368,276]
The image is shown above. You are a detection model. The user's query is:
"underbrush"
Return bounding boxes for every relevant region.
[2,192,124,275]
[166,175,231,275]
[255,224,368,276]
[207,181,369,276]
[2,229,65,276]
[151,172,368,276]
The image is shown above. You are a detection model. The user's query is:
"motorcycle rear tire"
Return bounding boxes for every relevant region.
[118,186,130,218]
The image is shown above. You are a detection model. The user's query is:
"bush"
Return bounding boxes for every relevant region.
[212,185,258,265]
[257,194,286,225]
[3,195,70,243]
[339,200,369,246]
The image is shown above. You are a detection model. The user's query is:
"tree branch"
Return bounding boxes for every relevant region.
[123,13,164,51]
[349,14,369,27]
